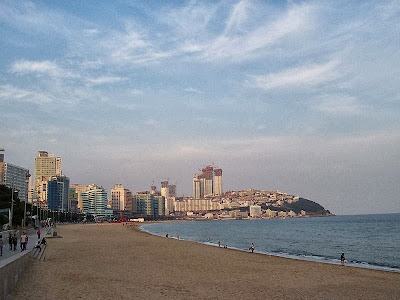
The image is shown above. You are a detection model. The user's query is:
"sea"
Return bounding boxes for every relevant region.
[141,213,400,272]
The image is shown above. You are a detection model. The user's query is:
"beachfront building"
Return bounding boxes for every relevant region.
[134,191,165,218]
[0,153,30,203]
[81,184,112,221]
[161,180,176,215]
[46,175,70,212]
[68,187,79,213]
[111,184,134,219]
[69,184,90,212]
[33,151,63,208]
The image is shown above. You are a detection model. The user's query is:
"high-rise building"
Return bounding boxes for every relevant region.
[68,187,79,213]
[81,184,111,220]
[192,165,223,199]
[47,175,70,211]
[214,168,223,196]
[134,190,165,217]
[160,180,176,215]
[69,184,90,212]
[0,154,30,203]
[111,184,134,212]
[33,151,62,206]
[193,174,201,199]
[202,166,214,197]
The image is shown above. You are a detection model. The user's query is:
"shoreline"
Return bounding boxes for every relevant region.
[139,219,400,273]
[10,223,400,300]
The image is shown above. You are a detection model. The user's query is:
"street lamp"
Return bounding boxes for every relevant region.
[9,176,15,229]
[23,173,30,228]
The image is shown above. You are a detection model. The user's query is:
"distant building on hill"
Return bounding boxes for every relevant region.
[250,205,262,218]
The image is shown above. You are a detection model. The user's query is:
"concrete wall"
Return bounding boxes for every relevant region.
[0,250,31,300]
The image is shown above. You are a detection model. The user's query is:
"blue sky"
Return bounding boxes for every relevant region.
[1,0,399,215]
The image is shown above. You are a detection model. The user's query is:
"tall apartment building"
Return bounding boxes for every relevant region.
[111,184,134,212]
[81,184,112,220]
[161,181,176,215]
[0,152,30,202]
[214,168,223,196]
[134,191,165,218]
[193,165,223,199]
[33,151,62,206]
[69,184,90,212]
[47,175,70,211]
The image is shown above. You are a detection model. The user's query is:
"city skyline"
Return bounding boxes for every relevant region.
[1,1,399,215]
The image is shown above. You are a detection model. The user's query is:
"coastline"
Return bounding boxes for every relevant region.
[140,220,400,273]
[10,223,400,300]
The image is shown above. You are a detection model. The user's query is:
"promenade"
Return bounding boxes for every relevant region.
[0,227,52,262]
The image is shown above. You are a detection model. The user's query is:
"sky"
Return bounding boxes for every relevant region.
[1,0,399,215]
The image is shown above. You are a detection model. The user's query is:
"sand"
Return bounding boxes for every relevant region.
[10,223,400,300]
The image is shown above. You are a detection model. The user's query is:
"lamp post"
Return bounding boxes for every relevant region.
[9,176,15,229]
[23,173,30,228]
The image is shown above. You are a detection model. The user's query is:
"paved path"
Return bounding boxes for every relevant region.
[0,227,52,261]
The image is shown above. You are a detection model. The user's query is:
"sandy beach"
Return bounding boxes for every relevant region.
[10,223,400,300]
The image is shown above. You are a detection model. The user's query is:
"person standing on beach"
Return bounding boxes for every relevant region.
[218,241,221,248]
[249,243,255,253]
[341,253,345,266]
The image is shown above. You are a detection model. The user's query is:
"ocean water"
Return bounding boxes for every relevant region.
[141,214,400,272]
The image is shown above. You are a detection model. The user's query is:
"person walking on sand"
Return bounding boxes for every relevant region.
[249,243,255,253]
[341,253,345,266]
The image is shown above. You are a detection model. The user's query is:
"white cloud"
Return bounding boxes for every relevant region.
[11,60,77,78]
[88,76,127,84]
[224,0,250,34]
[313,95,366,116]
[248,59,340,90]
[200,3,316,61]
[184,87,202,94]
[0,84,52,104]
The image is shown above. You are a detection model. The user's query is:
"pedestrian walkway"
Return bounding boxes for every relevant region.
[0,227,52,262]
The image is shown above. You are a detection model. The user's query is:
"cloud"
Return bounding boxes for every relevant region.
[88,76,127,85]
[224,0,250,34]
[248,59,340,90]
[184,87,202,94]
[0,84,52,104]
[199,3,316,61]
[313,95,366,116]
[11,60,77,78]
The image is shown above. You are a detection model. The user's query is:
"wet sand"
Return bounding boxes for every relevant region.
[10,223,400,299]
